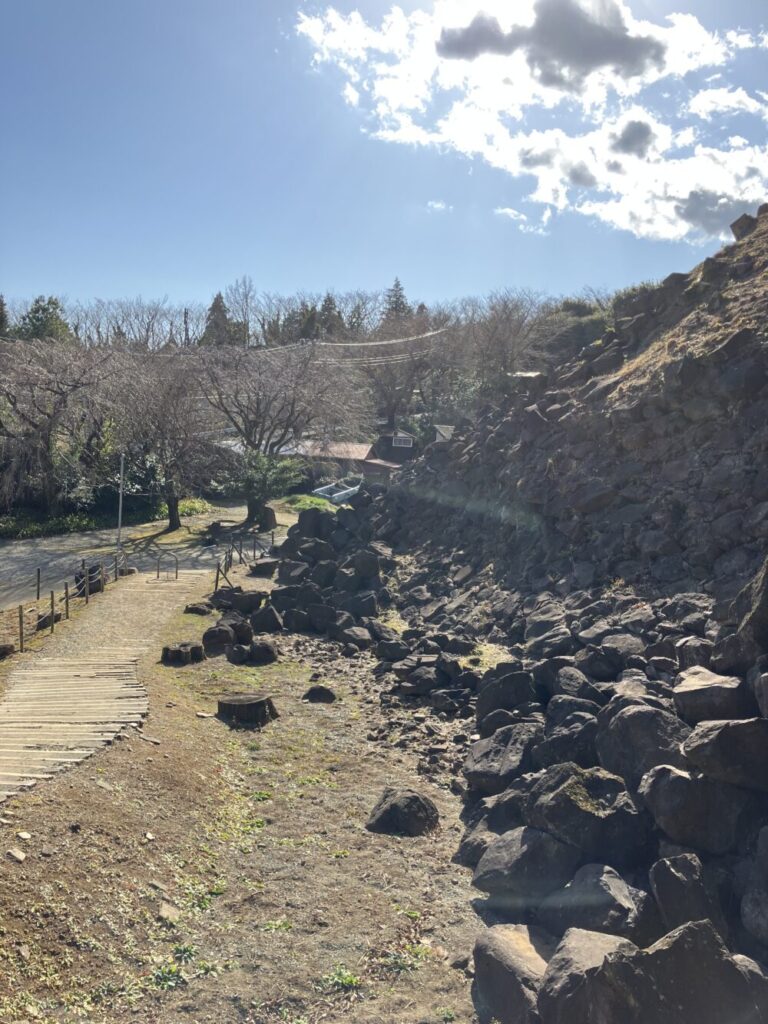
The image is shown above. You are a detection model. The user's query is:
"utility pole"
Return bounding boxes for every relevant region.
[116,452,125,553]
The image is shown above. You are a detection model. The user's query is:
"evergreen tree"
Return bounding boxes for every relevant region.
[200,292,239,346]
[318,292,344,337]
[16,295,70,341]
[299,303,320,341]
[0,295,9,337]
[381,278,413,332]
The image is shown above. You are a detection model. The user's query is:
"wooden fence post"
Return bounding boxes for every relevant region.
[85,568,90,605]
[36,567,41,601]
[18,605,24,653]
[65,582,70,620]
[50,591,55,634]
[100,563,105,593]
[214,563,220,593]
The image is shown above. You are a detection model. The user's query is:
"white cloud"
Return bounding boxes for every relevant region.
[689,86,768,121]
[494,207,527,220]
[426,199,452,212]
[495,205,552,236]
[297,1,768,241]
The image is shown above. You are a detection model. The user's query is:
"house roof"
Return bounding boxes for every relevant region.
[379,429,416,439]
[294,441,374,461]
[434,424,455,441]
[364,458,400,470]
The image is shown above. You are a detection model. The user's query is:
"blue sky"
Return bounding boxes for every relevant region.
[1,0,766,306]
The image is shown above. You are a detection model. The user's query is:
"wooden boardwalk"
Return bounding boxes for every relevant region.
[0,571,209,804]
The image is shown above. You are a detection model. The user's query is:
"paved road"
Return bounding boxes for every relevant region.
[0,507,251,609]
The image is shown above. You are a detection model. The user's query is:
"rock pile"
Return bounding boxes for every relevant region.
[388,204,768,615]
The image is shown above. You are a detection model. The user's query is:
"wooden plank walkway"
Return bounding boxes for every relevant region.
[0,571,209,804]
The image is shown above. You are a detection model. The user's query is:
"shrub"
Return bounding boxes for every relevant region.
[155,497,212,520]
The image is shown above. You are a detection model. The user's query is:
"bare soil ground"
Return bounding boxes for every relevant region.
[0,566,479,1024]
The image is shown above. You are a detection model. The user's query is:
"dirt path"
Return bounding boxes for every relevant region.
[0,572,479,1024]
[0,572,209,806]
[0,504,248,609]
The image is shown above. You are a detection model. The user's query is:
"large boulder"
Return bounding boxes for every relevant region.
[737,555,768,651]
[683,718,768,792]
[473,827,582,909]
[202,623,235,651]
[249,604,283,634]
[673,665,756,724]
[536,864,655,942]
[649,853,729,942]
[573,920,768,1024]
[524,763,650,867]
[464,722,544,796]
[476,671,537,723]
[531,713,599,770]
[596,704,690,788]
[537,928,636,1024]
[473,923,557,1024]
[366,788,439,836]
[249,640,278,665]
[639,765,767,854]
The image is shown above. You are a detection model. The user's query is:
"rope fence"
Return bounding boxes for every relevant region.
[0,550,130,657]
[214,532,271,592]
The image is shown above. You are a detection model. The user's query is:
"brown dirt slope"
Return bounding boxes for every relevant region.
[0,567,478,1024]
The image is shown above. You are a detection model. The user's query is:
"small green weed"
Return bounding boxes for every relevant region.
[262,919,293,932]
[152,962,185,990]
[377,944,430,974]
[172,944,197,964]
[321,965,362,993]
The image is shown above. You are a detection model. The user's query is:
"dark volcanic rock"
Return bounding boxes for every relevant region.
[673,665,756,724]
[536,864,655,942]
[639,764,768,854]
[683,718,768,792]
[473,923,557,1024]
[537,928,636,1024]
[464,722,544,796]
[202,623,235,651]
[649,853,729,941]
[596,704,691,788]
[473,827,582,906]
[532,713,598,770]
[476,671,537,723]
[302,684,337,703]
[249,640,278,665]
[569,919,768,1024]
[250,604,283,634]
[366,788,439,836]
[524,763,650,867]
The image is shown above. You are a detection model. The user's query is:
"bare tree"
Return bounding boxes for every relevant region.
[0,339,110,512]
[225,275,259,347]
[200,344,372,519]
[113,349,221,530]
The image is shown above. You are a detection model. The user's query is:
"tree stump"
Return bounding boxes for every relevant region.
[162,641,206,666]
[217,693,278,727]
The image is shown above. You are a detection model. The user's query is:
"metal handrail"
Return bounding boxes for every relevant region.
[155,551,179,580]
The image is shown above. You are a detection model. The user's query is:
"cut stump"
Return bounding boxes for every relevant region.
[162,642,206,666]
[217,693,278,727]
